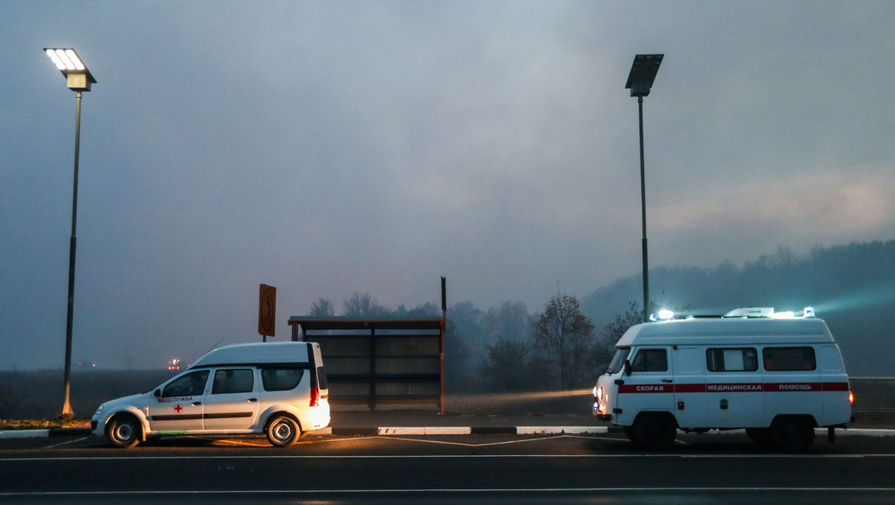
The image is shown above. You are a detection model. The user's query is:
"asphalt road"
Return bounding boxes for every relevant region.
[2,431,894,504]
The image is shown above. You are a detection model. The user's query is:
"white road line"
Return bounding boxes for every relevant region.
[44,436,89,449]
[1,487,894,497]
[378,427,472,435]
[384,434,574,448]
[3,453,895,462]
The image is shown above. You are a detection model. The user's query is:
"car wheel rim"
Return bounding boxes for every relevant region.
[115,423,134,443]
[273,421,293,442]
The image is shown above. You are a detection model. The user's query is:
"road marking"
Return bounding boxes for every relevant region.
[44,436,89,449]
[384,434,575,447]
[3,453,895,462]
[2,487,895,498]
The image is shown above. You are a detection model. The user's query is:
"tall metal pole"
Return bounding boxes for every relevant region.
[61,91,82,418]
[638,96,650,323]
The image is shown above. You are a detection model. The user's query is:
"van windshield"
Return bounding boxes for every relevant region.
[607,348,631,374]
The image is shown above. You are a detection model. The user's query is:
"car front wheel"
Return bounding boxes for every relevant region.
[107,415,141,448]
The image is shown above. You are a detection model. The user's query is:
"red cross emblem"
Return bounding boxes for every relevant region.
[174,405,183,413]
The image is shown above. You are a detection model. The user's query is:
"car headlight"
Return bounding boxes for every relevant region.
[596,387,604,402]
[93,405,104,418]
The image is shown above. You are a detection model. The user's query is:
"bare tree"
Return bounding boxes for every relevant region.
[532,295,595,389]
[342,293,391,317]
[310,298,335,317]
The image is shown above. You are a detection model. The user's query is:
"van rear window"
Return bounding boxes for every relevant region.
[763,347,816,371]
[261,368,304,391]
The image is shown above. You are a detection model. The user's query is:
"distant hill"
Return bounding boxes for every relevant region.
[582,240,895,376]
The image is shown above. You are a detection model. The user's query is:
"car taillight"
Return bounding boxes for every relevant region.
[849,390,855,406]
[310,386,320,407]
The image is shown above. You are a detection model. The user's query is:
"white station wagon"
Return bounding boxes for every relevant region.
[92,342,330,448]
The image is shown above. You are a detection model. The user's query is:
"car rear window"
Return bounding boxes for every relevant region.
[261,368,304,391]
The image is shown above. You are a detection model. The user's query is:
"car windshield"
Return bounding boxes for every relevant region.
[607,348,631,374]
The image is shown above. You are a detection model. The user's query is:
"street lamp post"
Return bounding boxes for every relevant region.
[44,48,97,418]
[625,54,663,323]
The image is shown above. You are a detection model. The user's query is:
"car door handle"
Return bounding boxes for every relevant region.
[248,398,258,402]
[192,401,202,406]
[662,379,673,383]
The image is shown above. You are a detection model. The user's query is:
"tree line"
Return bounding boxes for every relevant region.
[303,292,641,393]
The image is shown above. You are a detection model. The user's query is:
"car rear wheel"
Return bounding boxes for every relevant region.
[107,415,141,448]
[266,415,300,447]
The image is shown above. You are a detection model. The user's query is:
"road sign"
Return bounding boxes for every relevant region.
[258,284,276,337]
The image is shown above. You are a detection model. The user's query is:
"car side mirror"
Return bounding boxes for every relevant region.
[624,359,632,376]
[154,388,161,398]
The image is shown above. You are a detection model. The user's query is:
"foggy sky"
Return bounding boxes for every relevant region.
[3,1,895,369]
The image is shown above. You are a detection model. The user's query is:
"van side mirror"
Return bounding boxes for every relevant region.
[154,388,161,398]
[624,359,632,376]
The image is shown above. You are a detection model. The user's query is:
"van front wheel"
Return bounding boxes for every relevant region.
[630,413,676,450]
[266,415,300,447]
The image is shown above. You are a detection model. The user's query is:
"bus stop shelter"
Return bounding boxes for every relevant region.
[288,316,445,414]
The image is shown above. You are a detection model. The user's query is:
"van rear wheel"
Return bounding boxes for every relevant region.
[630,413,676,450]
[770,417,814,452]
[266,415,300,447]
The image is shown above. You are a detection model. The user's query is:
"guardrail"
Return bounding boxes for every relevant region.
[851,377,895,417]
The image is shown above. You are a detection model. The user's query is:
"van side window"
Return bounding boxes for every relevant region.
[763,347,816,371]
[162,370,209,397]
[631,349,667,372]
[261,368,305,391]
[706,348,758,372]
[212,369,254,394]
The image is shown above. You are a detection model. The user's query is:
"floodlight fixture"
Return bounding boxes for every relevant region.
[44,48,97,91]
[625,54,663,97]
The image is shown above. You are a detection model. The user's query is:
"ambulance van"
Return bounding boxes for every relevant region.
[592,308,852,450]
[92,342,330,448]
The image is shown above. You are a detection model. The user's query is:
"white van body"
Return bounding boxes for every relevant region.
[592,317,851,450]
[92,342,330,448]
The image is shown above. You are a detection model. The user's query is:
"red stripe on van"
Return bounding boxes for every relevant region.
[617,382,850,394]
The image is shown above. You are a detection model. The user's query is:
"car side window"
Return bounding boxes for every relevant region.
[261,368,304,391]
[162,370,209,397]
[212,369,254,394]
[763,347,816,371]
[631,349,668,372]
[706,348,758,372]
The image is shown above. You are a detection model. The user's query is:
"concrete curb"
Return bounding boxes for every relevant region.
[0,428,92,440]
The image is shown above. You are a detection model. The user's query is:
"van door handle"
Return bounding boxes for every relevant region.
[661,379,673,383]
[248,398,258,402]
[192,401,202,406]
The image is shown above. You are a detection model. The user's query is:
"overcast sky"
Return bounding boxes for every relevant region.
[3,1,895,369]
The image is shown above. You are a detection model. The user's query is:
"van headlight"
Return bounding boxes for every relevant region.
[596,387,604,402]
